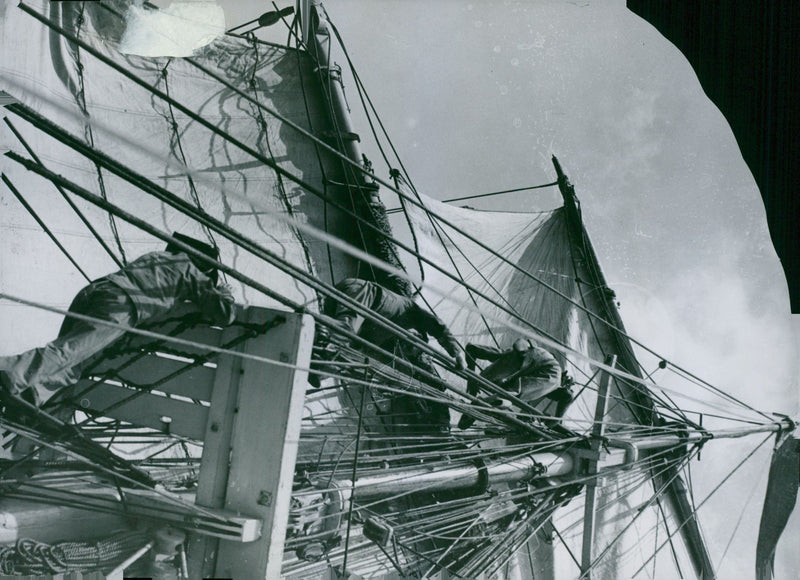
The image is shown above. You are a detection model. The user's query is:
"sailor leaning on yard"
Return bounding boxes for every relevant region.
[0,233,236,407]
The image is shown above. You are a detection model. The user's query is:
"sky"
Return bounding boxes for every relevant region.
[6,0,799,577]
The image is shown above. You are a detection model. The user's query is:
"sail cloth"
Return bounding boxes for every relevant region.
[403,192,697,578]
[756,434,800,580]
[0,0,358,353]
[403,191,632,422]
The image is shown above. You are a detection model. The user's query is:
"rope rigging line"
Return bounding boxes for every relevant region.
[486,501,565,578]
[391,171,426,284]
[364,343,729,432]
[477,492,571,578]
[324,11,416,193]
[0,418,184,513]
[713,446,771,572]
[393,172,503,348]
[3,153,565,439]
[0,174,90,282]
[159,60,218,252]
[564,231,654,426]
[5,10,754,427]
[0,292,549,469]
[311,447,565,523]
[552,523,583,572]
[4,147,770,430]
[324,16,428,286]
[56,336,700,462]
[655,496,684,577]
[56,5,766,426]
[2,118,124,269]
[72,0,730,398]
[568,448,702,579]
[631,433,774,578]
[577,452,704,576]
[341,380,367,573]
[297,442,683,532]
[269,1,306,52]
[385,182,561,214]
[638,362,696,427]
[71,2,127,266]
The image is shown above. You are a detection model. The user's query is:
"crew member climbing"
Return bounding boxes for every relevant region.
[0,233,235,407]
[318,277,467,370]
[311,277,467,434]
[458,338,572,429]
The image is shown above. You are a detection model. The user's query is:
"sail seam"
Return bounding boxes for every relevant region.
[160,59,218,252]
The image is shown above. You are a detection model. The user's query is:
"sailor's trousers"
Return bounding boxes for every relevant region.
[0,280,135,405]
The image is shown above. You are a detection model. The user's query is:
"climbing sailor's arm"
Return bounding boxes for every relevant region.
[414,307,467,370]
[463,343,505,370]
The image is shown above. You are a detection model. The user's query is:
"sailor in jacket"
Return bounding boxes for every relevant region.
[458,338,568,429]
[322,277,467,370]
[0,233,235,407]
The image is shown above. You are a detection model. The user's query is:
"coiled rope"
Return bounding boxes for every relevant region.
[0,531,150,576]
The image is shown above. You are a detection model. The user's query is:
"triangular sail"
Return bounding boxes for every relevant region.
[401,186,702,578]
[756,434,800,580]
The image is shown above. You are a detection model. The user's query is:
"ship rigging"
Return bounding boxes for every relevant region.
[0,1,796,579]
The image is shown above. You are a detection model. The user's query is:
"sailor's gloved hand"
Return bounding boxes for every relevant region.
[454,352,467,371]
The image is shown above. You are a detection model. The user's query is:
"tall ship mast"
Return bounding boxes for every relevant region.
[0,1,796,579]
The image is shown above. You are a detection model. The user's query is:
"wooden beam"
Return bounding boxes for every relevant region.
[191,307,314,579]
[5,485,261,542]
[188,319,248,578]
[580,355,617,579]
[78,382,209,441]
[84,355,218,402]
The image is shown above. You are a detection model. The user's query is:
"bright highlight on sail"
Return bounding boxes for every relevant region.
[119,1,225,57]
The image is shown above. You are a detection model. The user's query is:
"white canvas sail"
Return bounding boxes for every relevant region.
[0,0,359,357]
[402,188,701,578]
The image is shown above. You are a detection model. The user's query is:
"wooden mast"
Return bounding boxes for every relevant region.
[580,355,617,579]
[305,0,410,296]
